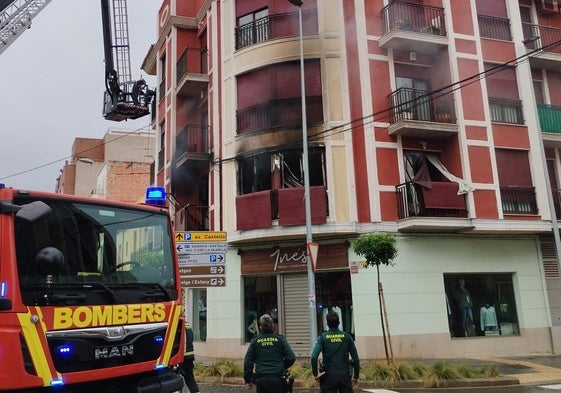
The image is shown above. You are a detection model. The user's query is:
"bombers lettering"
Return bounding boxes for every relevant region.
[53,304,166,329]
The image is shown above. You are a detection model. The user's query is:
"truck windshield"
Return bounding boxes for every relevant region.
[14,196,177,305]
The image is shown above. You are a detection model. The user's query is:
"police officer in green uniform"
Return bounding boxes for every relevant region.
[180,322,200,393]
[311,310,360,393]
[244,314,296,393]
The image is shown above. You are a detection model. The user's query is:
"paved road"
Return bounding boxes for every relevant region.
[195,383,561,393]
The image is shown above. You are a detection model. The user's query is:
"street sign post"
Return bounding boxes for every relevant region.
[176,231,228,288]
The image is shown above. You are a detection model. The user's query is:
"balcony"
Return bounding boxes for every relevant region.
[235,186,327,231]
[235,10,318,50]
[176,48,209,97]
[538,104,561,146]
[236,96,323,134]
[489,98,524,125]
[379,0,447,53]
[477,15,511,41]
[182,205,210,231]
[523,23,561,71]
[500,186,537,215]
[387,88,459,138]
[395,181,471,232]
[174,125,210,169]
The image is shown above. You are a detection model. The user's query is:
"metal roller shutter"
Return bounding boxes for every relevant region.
[282,273,311,357]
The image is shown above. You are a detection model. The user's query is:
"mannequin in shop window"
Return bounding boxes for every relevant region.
[322,305,343,331]
[480,303,498,333]
[454,279,474,336]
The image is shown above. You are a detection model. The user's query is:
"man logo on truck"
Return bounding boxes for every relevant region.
[95,345,134,359]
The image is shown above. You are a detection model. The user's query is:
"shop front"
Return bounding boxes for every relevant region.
[240,242,352,356]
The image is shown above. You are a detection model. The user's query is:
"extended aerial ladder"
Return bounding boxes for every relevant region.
[0,0,52,55]
[101,0,154,121]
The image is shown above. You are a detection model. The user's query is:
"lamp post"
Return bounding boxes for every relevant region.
[288,0,318,350]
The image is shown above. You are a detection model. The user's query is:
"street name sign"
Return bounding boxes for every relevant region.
[181,277,226,288]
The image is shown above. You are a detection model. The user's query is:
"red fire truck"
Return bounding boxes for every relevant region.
[0,184,184,392]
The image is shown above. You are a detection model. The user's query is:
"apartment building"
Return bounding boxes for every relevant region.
[56,128,155,202]
[143,0,561,359]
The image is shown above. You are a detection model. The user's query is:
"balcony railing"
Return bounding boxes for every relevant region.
[185,205,209,231]
[176,125,209,155]
[236,186,327,230]
[538,104,561,133]
[396,181,467,219]
[236,96,323,134]
[176,47,208,82]
[388,87,455,123]
[523,23,561,54]
[489,98,524,124]
[381,0,446,36]
[500,186,537,214]
[477,14,511,41]
[235,9,318,50]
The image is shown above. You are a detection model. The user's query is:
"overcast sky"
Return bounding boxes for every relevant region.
[0,0,161,191]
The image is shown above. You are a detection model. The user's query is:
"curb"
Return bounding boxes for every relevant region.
[198,375,520,389]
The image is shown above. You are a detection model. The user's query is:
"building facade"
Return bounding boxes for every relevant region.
[143,0,561,359]
[56,128,155,203]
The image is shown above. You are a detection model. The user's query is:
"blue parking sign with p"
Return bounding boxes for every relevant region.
[210,255,217,263]
[185,233,192,241]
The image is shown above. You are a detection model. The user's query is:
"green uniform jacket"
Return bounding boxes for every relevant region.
[243,333,296,383]
[310,328,360,379]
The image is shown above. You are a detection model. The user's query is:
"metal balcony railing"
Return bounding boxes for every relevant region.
[500,186,537,214]
[522,22,561,53]
[235,9,318,50]
[176,47,208,82]
[538,104,561,133]
[185,205,210,231]
[176,125,209,154]
[236,96,323,134]
[396,181,467,219]
[477,14,511,41]
[381,0,446,36]
[489,98,524,124]
[388,87,455,124]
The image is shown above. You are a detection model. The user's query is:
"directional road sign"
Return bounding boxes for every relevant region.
[176,242,229,255]
[180,265,225,275]
[175,231,227,242]
[181,276,226,288]
[178,253,225,266]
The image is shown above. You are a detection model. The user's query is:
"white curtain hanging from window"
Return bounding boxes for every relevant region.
[425,153,474,195]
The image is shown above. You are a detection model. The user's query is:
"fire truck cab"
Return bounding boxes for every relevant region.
[0,184,184,392]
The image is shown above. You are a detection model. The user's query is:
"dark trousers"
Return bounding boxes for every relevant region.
[320,368,353,393]
[256,374,285,393]
[181,358,199,393]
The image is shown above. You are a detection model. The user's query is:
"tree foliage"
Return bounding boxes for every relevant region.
[353,233,397,267]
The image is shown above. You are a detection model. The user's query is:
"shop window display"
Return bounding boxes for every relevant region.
[315,272,354,337]
[444,273,518,338]
[244,276,279,342]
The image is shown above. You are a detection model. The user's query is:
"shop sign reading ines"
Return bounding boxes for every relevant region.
[175,231,227,288]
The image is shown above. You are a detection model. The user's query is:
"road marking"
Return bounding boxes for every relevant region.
[362,389,400,393]
[540,384,561,390]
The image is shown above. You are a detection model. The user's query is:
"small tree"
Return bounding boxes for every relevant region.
[353,233,398,364]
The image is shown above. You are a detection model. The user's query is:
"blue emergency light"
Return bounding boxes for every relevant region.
[145,186,166,206]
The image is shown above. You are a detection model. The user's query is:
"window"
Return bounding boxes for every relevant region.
[237,8,269,49]
[496,149,537,214]
[238,148,326,195]
[444,273,519,337]
[316,272,353,336]
[192,288,207,341]
[485,64,523,124]
[244,276,278,342]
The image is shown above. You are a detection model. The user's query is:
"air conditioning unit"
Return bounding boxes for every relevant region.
[537,0,559,15]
